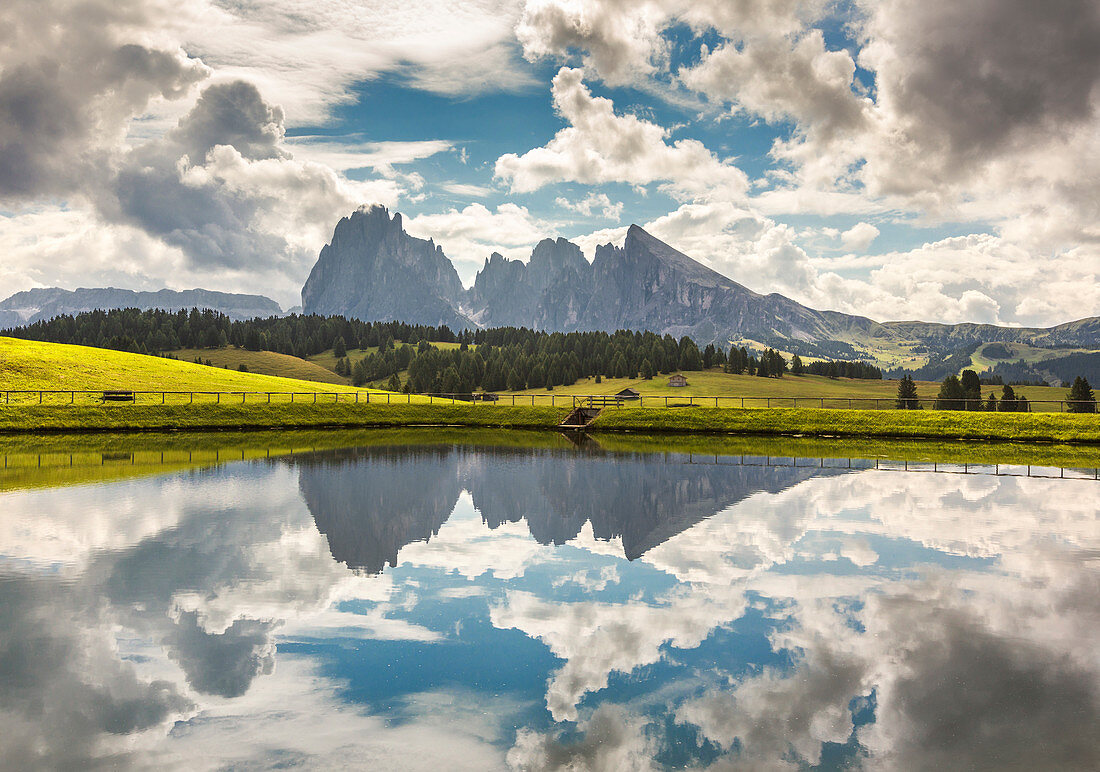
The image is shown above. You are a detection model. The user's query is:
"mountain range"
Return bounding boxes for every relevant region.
[0,287,284,329]
[302,205,1100,368]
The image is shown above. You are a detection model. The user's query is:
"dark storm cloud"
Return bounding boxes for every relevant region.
[0,0,207,199]
[869,0,1100,159]
[97,80,298,269]
[171,80,287,163]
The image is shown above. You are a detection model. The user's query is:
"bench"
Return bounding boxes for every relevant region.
[585,396,624,408]
[100,390,135,402]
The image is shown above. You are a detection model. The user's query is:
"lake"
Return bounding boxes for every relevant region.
[1,432,1098,770]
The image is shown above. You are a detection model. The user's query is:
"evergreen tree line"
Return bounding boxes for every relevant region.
[896,369,1097,412]
[352,332,722,393]
[2,308,462,359]
[803,359,882,379]
[5,306,887,395]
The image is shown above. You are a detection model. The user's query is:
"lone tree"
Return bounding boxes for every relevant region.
[790,354,805,375]
[934,375,966,410]
[960,370,982,410]
[1067,376,1096,413]
[895,374,920,409]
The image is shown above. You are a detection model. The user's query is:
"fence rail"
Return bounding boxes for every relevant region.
[0,389,1097,413]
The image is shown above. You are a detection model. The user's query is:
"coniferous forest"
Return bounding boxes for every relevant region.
[3,307,889,394]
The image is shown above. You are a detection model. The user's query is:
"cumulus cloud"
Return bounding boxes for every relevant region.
[839,222,880,251]
[495,67,748,200]
[554,191,624,220]
[682,29,869,146]
[516,0,672,85]
[0,0,208,200]
[406,203,555,281]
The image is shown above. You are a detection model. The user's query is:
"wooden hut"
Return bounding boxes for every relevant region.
[668,374,688,387]
[615,387,641,400]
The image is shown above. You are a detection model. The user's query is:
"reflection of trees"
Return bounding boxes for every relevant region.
[297,447,849,569]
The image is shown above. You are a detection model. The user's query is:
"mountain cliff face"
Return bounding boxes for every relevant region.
[299,206,1100,358]
[0,287,283,328]
[301,205,471,329]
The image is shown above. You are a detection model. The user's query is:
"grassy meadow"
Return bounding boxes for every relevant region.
[170,347,349,385]
[0,336,416,405]
[500,371,1071,410]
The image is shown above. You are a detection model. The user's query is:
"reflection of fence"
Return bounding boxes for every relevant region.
[3,447,1095,483]
[678,453,1100,481]
[1,390,1097,413]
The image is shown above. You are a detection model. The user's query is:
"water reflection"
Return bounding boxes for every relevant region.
[0,441,1097,769]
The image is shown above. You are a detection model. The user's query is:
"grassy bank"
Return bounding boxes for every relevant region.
[0,403,569,433]
[590,406,1100,444]
[0,401,1097,444]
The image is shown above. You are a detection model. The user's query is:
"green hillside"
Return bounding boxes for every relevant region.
[171,346,349,385]
[0,337,403,404]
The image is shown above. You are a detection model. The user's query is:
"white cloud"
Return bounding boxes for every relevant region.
[516,0,672,85]
[554,191,624,220]
[839,222,880,251]
[170,0,534,123]
[494,67,748,201]
[406,203,556,282]
[285,138,454,175]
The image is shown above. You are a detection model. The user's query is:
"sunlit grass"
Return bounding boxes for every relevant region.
[0,337,423,404]
[501,370,1071,410]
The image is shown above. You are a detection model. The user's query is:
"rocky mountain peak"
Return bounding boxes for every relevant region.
[302,203,469,328]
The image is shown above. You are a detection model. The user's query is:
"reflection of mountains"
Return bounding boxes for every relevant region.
[297,447,852,573]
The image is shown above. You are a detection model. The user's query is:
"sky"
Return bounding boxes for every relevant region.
[0,0,1098,326]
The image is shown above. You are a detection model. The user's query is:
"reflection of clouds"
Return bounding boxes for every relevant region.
[397,492,558,580]
[493,588,744,722]
[159,658,509,771]
[0,573,193,768]
[507,704,656,771]
[495,469,1100,765]
[0,462,438,767]
[660,469,1100,769]
[3,450,1098,769]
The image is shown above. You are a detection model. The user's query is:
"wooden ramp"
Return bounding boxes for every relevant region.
[559,406,601,429]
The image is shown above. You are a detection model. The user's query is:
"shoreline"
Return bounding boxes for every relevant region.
[0,402,1098,444]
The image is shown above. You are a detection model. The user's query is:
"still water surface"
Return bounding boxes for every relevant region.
[1,439,1098,770]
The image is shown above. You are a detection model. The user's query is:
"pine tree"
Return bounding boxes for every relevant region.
[985,392,998,412]
[895,374,920,409]
[640,358,654,379]
[998,384,1018,412]
[790,354,804,375]
[961,370,981,410]
[1067,376,1096,413]
[387,372,400,391]
[934,375,966,410]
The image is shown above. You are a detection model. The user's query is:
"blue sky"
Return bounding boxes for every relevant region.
[1,0,1097,326]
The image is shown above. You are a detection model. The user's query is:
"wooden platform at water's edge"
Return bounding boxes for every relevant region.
[559,407,602,429]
